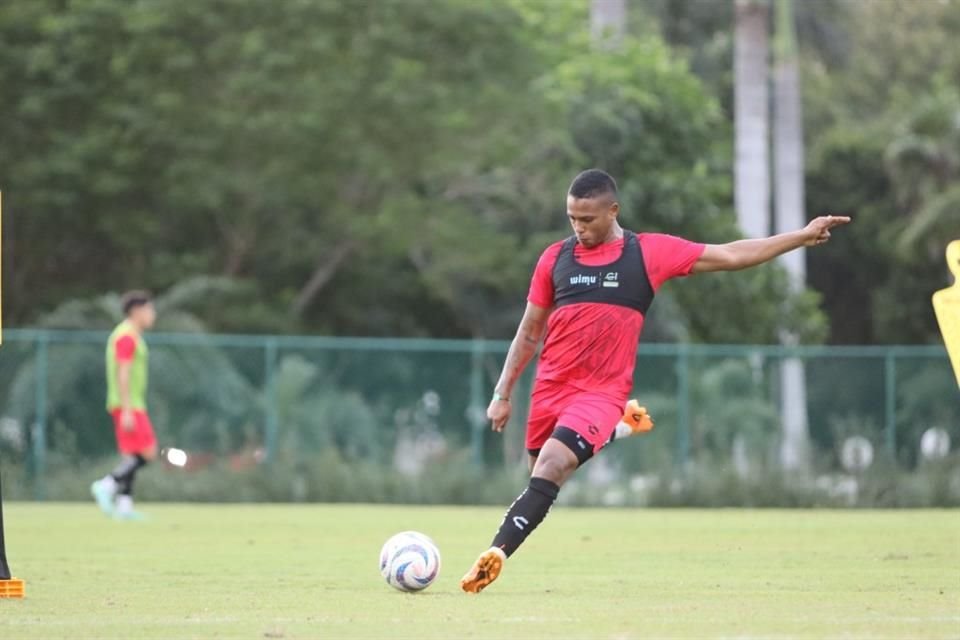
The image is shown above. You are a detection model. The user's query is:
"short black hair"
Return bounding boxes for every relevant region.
[568,169,618,200]
[121,290,152,316]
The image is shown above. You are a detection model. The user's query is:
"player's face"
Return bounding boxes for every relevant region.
[133,303,157,330]
[566,195,619,248]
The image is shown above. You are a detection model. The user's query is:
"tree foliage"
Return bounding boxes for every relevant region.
[638,0,960,344]
[802,0,960,343]
[8,0,930,344]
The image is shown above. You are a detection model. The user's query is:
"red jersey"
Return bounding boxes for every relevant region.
[527,232,705,399]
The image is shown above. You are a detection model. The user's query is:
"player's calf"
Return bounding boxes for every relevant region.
[461,440,576,593]
[460,475,560,593]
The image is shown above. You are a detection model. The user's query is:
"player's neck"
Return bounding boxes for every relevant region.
[600,224,623,244]
[123,318,143,335]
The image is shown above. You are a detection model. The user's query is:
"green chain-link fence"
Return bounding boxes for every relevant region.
[0,330,956,503]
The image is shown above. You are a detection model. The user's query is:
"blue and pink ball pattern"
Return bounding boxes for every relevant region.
[379,531,441,592]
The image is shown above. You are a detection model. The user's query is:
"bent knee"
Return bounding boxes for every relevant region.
[532,449,577,484]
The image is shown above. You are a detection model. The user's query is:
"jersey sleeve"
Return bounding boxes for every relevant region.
[526,242,564,308]
[638,233,706,291]
[114,335,137,363]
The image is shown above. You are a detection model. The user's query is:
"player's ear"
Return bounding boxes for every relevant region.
[609,201,620,218]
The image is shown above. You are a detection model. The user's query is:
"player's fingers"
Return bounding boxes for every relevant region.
[822,216,849,229]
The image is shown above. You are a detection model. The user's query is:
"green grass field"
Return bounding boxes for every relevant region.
[1,504,957,639]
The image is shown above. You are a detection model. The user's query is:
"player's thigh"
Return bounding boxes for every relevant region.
[112,410,136,455]
[525,382,565,456]
[134,411,159,459]
[525,405,556,458]
[554,394,623,455]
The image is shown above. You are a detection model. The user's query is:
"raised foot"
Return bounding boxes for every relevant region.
[622,399,654,434]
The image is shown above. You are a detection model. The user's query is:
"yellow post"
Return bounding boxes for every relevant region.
[933,240,960,389]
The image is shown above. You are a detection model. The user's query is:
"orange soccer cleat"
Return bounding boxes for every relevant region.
[460,547,506,594]
[622,399,654,435]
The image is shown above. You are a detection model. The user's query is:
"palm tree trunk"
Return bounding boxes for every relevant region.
[773,0,809,471]
[774,0,805,284]
[734,0,771,239]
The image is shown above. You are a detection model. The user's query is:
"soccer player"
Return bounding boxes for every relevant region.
[460,169,850,593]
[90,291,158,520]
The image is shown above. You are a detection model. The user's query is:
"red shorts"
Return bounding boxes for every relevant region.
[525,380,624,455]
[110,409,157,455]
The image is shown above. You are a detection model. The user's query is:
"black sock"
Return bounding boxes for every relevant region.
[490,477,560,558]
[118,469,139,497]
[111,454,147,485]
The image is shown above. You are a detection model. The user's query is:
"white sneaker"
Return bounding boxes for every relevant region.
[112,495,146,521]
[90,478,116,516]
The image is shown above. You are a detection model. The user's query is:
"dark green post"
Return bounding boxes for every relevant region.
[32,334,48,500]
[676,344,691,470]
[884,350,897,459]
[469,339,485,467]
[264,337,278,462]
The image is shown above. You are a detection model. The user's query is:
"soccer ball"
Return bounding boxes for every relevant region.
[379,531,441,592]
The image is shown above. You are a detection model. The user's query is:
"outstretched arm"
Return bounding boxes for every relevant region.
[692,215,851,273]
[487,302,552,432]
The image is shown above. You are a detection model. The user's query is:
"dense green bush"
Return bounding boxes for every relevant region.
[641,457,960,508]
[2,448,527,506]
[5,450,957,508]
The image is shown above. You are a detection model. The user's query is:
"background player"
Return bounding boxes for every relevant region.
[461,169,850,593]
[90,291,158,520]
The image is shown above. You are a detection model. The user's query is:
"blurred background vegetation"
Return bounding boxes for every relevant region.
[1,0,956,343]
[0,1,957,506]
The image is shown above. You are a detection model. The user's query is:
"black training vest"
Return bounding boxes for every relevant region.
[551,230,655,314]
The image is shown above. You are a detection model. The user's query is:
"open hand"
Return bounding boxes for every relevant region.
[803,215,851,247]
